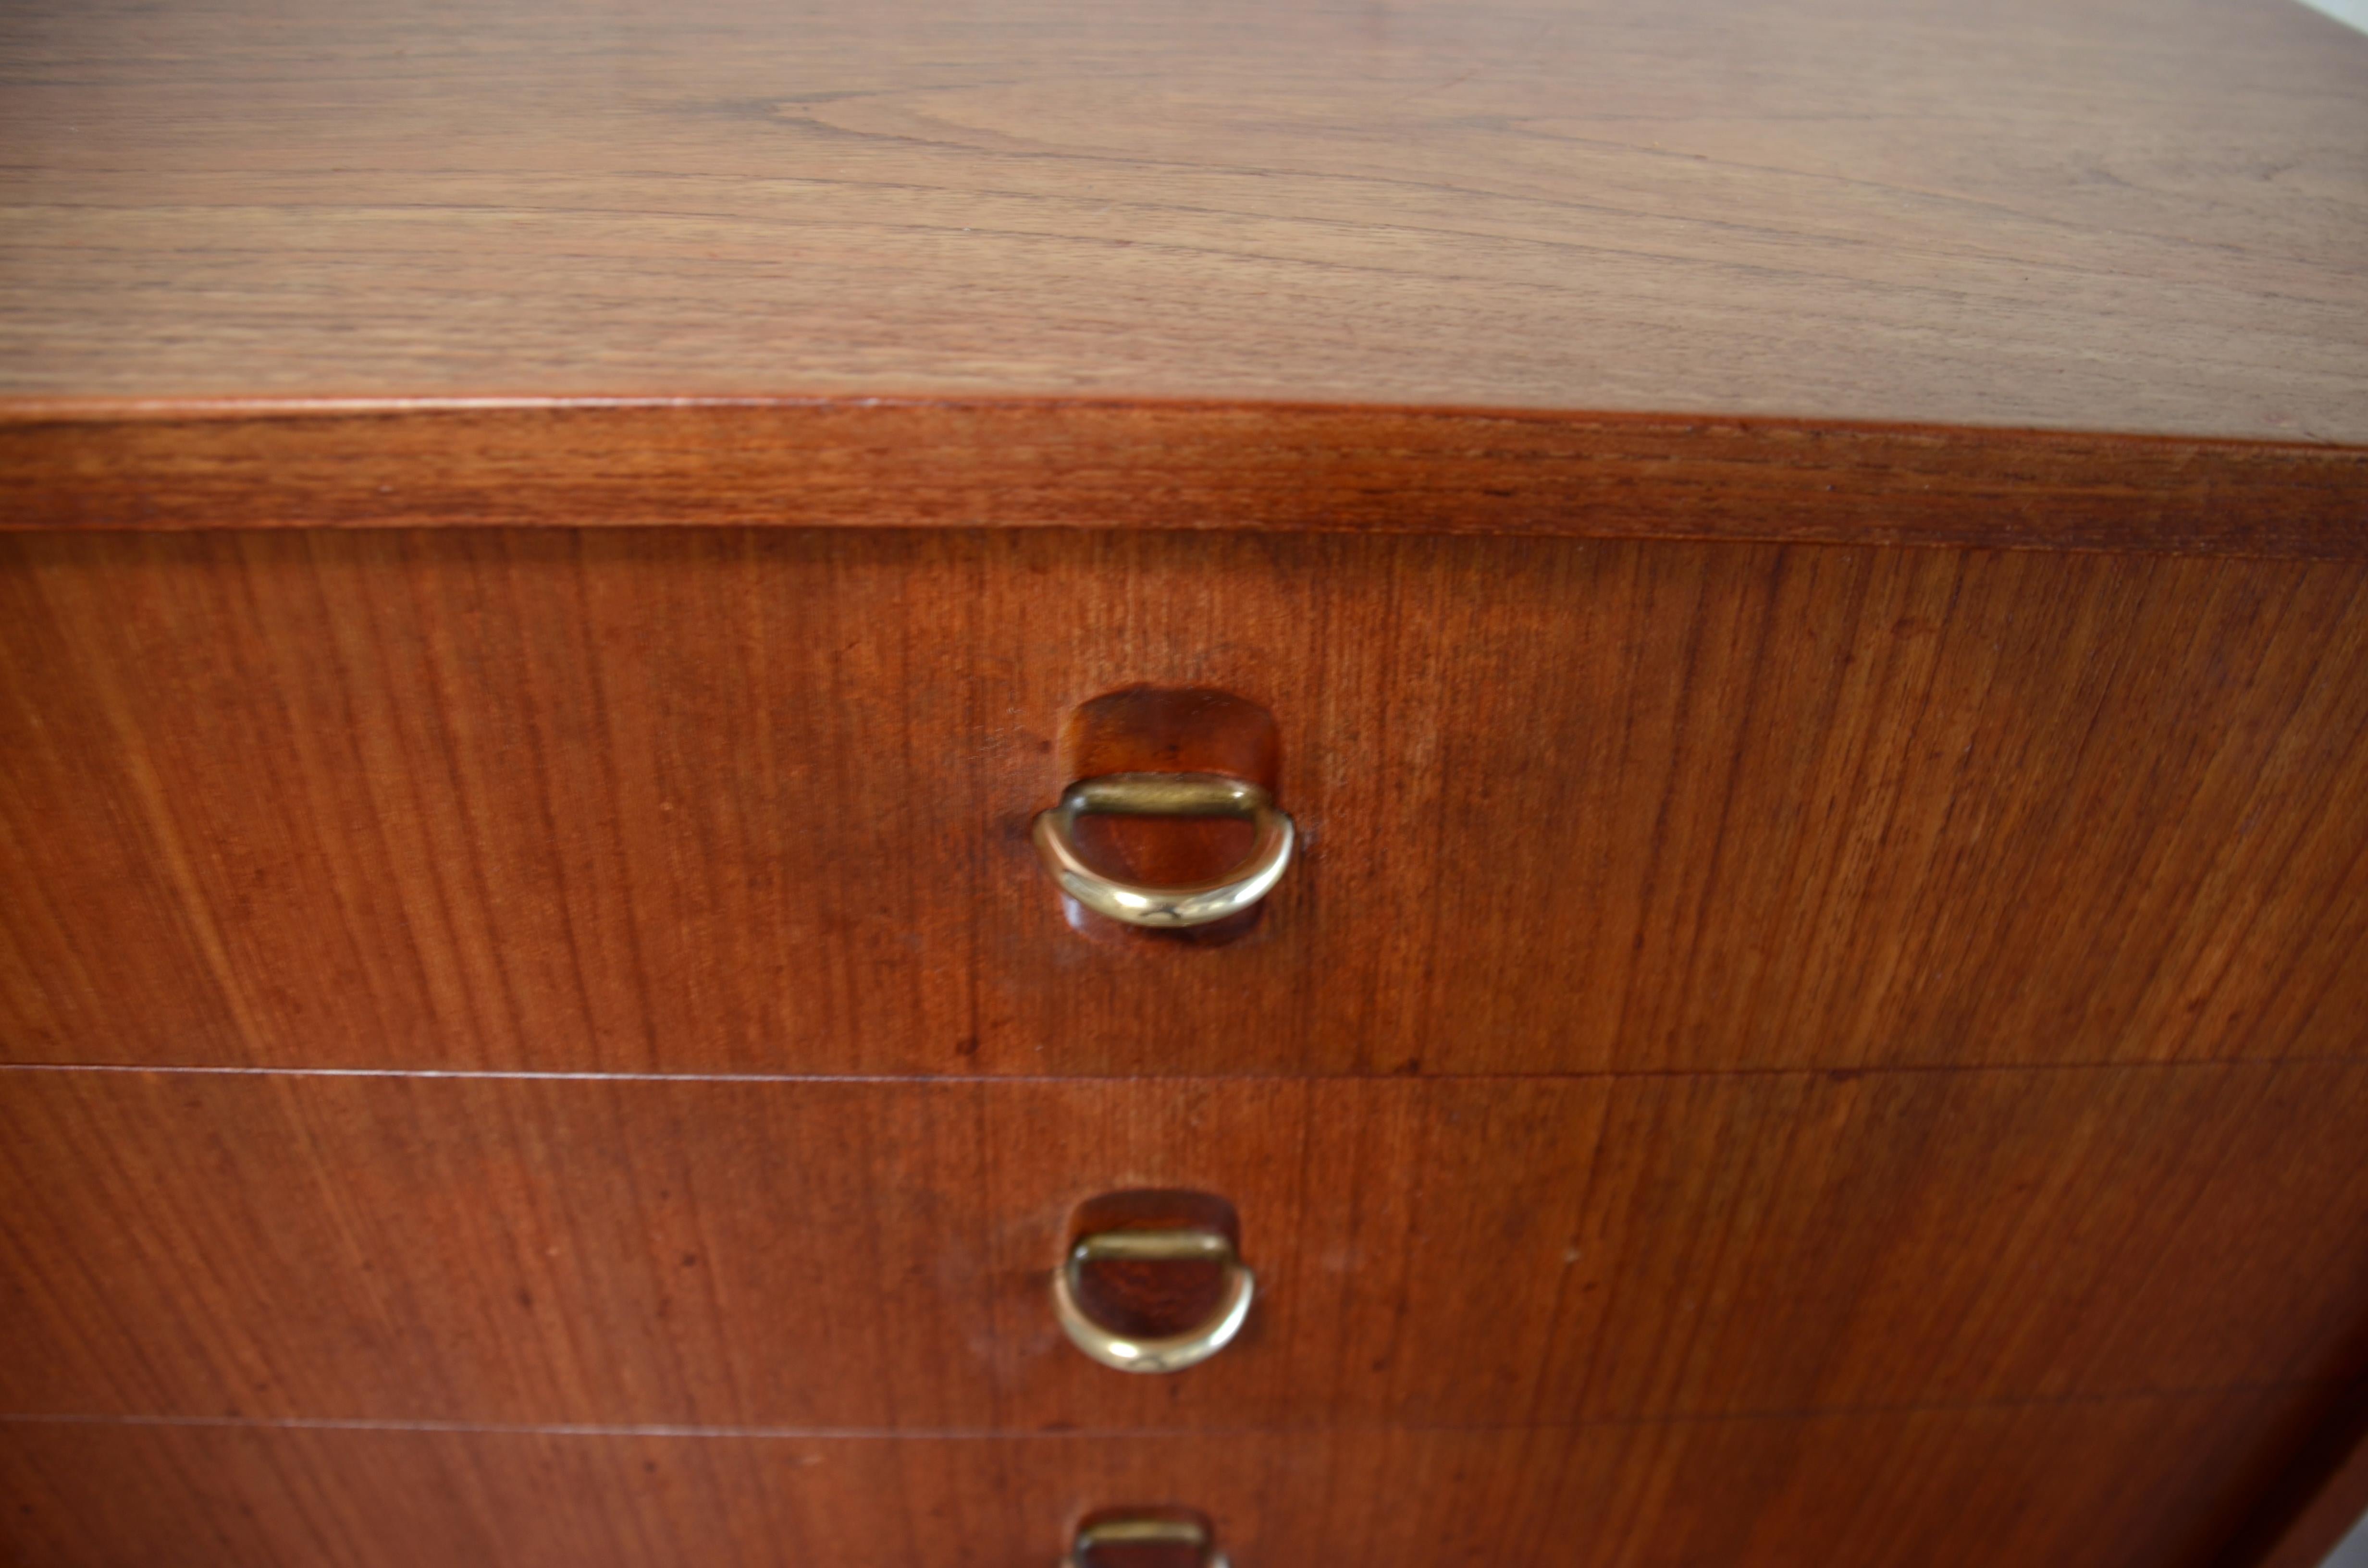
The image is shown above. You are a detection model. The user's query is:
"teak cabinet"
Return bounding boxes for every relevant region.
[4,0,2368,1565]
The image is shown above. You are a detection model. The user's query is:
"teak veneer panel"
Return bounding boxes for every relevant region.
[0,1397,2321,1568]
[3,0,2366,442]
[6,528,2365,1077]
[6,1065,2366,1432]
[8,4,2366,1560]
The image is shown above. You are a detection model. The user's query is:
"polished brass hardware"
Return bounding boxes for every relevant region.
[1069,1512,1230,1568]
[1050,1225,1255,1373]
[1031,772,1294,928]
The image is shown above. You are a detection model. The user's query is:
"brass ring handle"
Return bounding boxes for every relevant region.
[1049,1227,1256,1374]
[1031,772,1295,928]
[1068,1516,1231,1568]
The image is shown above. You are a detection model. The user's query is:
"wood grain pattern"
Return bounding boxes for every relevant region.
[5,402,2365,558]
[6,1065,2366,1431]
[0,1391,2324,1568]
[6,528,2366,1077]
[3,0,2365,441]
[7,8,2364,1558]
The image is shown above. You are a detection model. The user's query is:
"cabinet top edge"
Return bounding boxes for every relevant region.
[3,392,2368,451]
[2,395,2362,561]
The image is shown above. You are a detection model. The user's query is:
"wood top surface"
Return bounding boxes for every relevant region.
[4,0,2366,441]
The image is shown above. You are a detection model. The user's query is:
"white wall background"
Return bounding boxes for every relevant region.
[2294,0,2368,32]
[2327,1509,2368,1568]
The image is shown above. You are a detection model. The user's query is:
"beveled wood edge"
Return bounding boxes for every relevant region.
[2,396,2363,560]
[2215,1372,2368,1568]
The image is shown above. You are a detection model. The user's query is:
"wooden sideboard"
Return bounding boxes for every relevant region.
[4,0,2366,1564]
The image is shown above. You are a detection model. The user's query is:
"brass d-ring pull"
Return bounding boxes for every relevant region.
[1069,1515,1231,1568]
[1031,772,1295,928]
[1050,1227,1256,1374]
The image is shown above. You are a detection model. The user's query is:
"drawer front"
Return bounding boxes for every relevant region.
[4,528,2368,1080]
[7,1066,2365,1431]
[0,1395,2316,1568]
[5,528,2366,1078]
[8,524,2366,1565]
